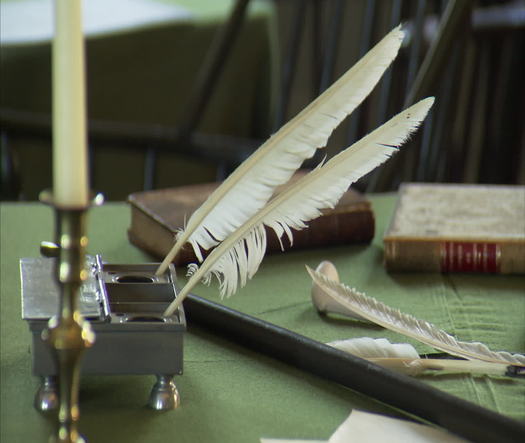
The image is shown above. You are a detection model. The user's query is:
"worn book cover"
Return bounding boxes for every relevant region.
[383,183,525,274]
[128,176,375,266]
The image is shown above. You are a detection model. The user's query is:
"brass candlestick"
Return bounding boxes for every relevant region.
[40,192,101,443]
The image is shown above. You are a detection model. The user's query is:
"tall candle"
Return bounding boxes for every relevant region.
[52,0,88,207]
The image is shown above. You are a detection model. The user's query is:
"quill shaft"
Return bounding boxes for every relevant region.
[329,337,523,376]
[164,98,434,316]
[308,268,525,366]
[156,26,405,275]
[367,358,521,377]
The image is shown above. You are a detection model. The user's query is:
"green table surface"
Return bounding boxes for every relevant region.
[1,195,524,442]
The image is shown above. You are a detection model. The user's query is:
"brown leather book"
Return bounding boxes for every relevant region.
[127,178,374,266]
[383,183,525,274]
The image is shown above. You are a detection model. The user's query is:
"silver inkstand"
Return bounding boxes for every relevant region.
[20,191,185,443]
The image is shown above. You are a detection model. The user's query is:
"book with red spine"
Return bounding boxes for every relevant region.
[383,183,525,274]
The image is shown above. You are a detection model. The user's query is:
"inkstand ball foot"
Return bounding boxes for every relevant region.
[148,374,180,410]
[35,376,59,412]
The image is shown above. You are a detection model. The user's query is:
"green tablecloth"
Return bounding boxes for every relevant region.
[1,195,524,442]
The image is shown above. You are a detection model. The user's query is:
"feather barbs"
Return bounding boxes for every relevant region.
[163,98,434,315]
[187,225,267,297]
[307,265,525,366]
[156,25,407,276]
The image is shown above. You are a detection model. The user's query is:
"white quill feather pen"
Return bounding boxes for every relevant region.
[156,26,405,275]
[307,267,525,366]
[163,98,434,316]
[328,337,524,377]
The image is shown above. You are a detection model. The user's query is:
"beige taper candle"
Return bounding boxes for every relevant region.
[52,0,88,207]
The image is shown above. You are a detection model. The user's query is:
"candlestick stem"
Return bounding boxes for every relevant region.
[43,205,95,443]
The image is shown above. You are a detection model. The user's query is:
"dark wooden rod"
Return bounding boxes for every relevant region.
[184,294,525,443]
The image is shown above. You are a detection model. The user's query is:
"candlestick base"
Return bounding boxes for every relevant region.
[48,433,86,443]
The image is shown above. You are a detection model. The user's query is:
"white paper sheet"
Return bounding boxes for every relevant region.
[329,410,468,443]
[261,410,469,443]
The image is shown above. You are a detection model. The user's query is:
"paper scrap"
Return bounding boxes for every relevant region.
[330,410,468,443]
[261,410,468,443]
